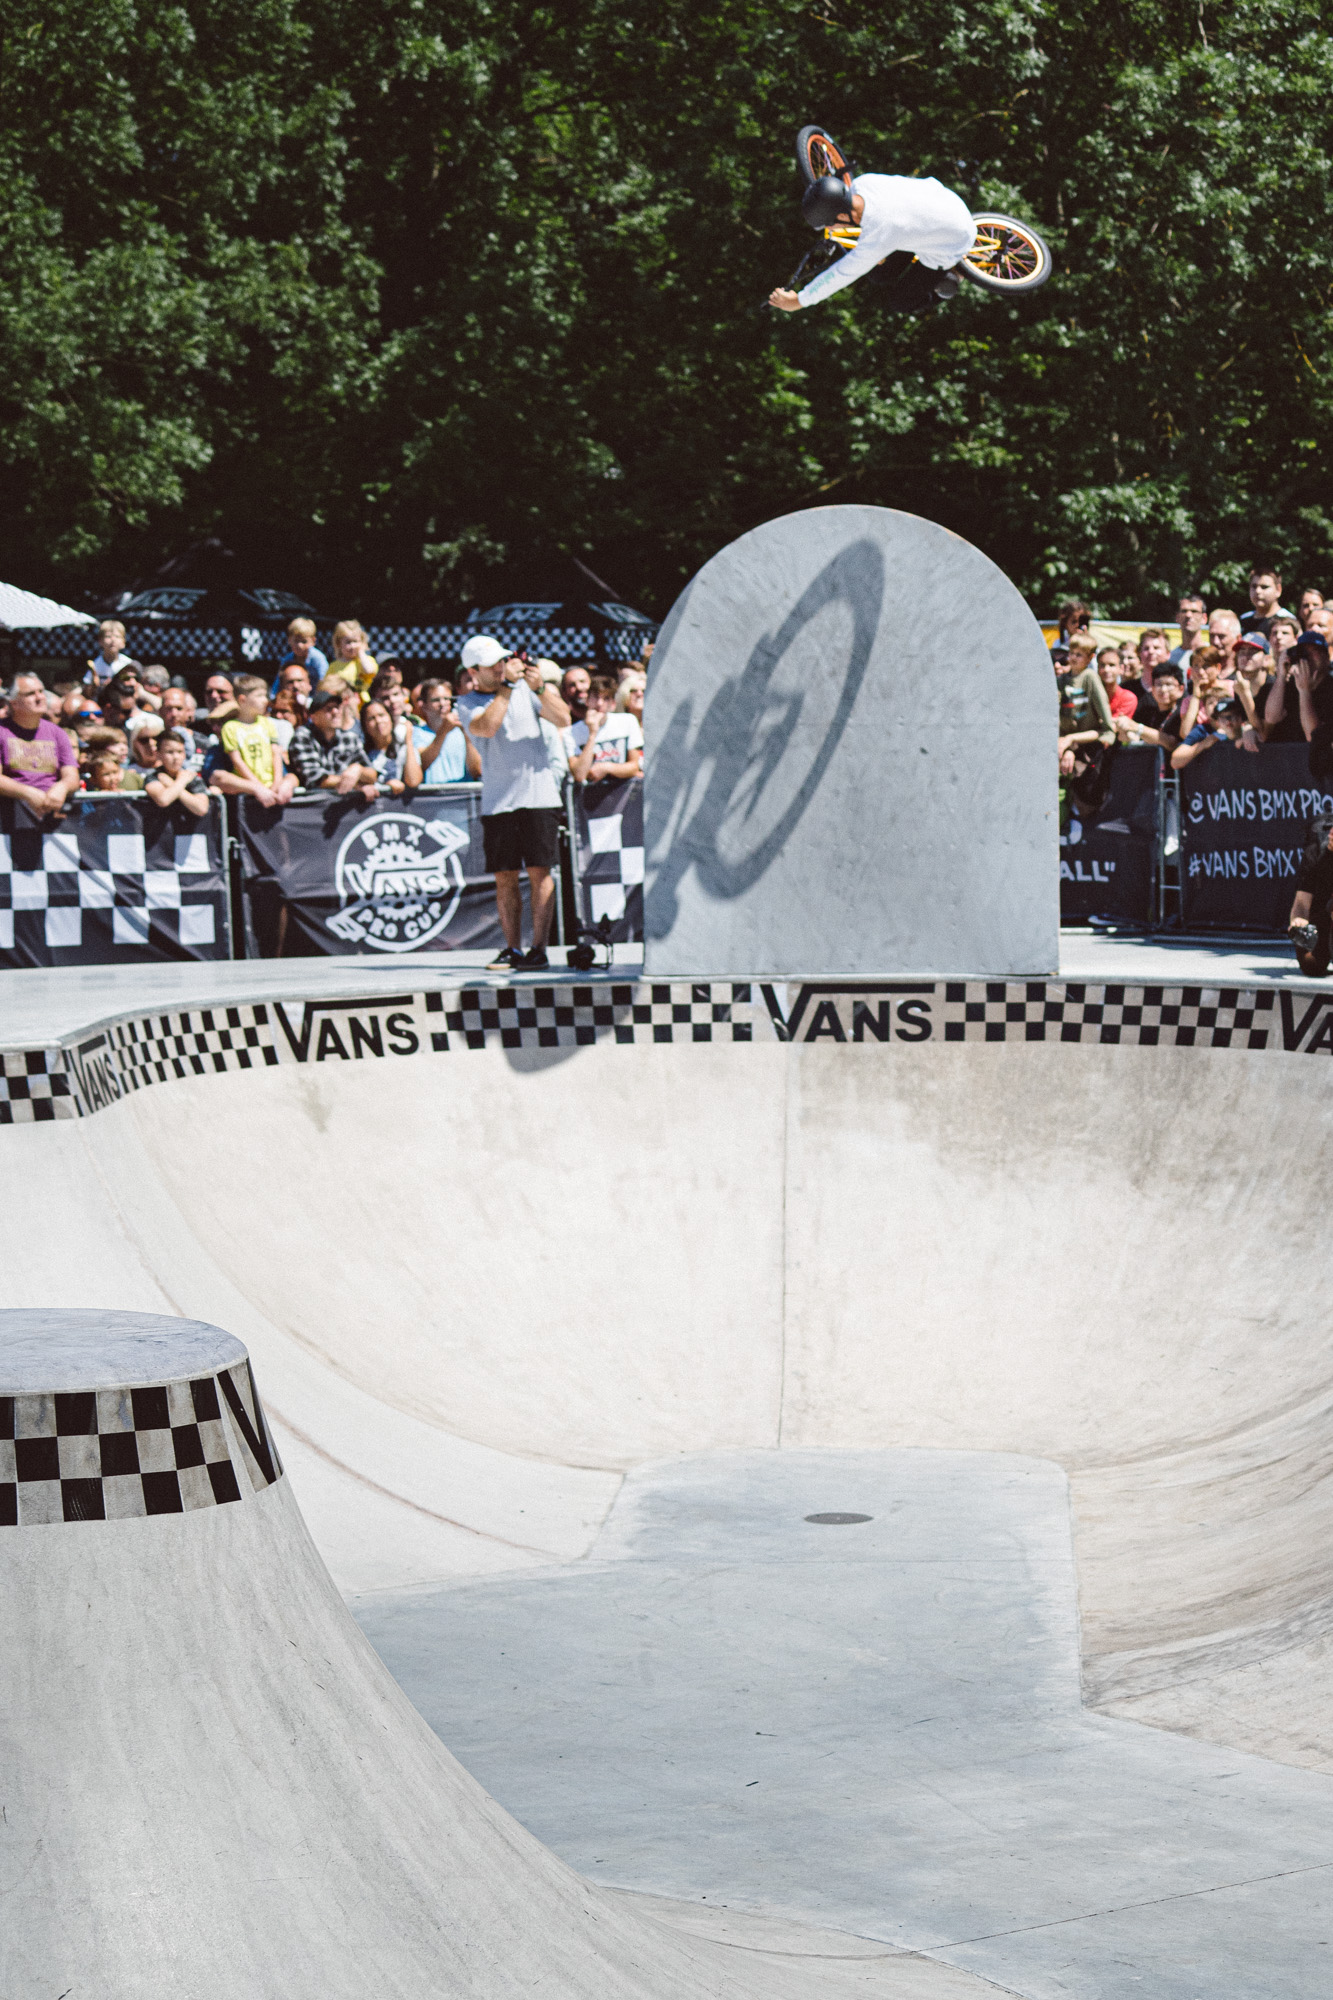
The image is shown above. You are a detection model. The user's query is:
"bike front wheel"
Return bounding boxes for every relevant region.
[796,125,852,192]
[960,213,1052,293]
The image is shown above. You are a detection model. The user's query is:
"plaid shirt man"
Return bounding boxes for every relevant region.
[289,722,365,791]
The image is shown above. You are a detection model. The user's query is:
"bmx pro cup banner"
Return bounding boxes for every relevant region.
[1180,743,1333,931]
[0,795,227,967]
[236,791,512,955]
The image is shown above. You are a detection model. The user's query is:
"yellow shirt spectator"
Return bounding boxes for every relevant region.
[327,653,377,698]
[221,715,281,786]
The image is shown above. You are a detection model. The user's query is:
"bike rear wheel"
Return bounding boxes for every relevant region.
[960,213,1052,293]
[796,125,852,192]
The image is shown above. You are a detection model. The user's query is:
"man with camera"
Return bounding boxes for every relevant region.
[457,634,571,973]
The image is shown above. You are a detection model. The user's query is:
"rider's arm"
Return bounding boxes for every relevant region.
[797,236,886,309]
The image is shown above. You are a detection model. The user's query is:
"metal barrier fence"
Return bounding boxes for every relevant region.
[1061,740,1333,932]
[5,750,1325,970]
[0,793,230,968]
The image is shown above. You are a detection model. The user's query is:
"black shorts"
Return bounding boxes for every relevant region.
[482,806,561,873]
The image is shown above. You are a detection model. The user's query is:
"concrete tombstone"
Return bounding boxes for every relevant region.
[642,504,1057,976]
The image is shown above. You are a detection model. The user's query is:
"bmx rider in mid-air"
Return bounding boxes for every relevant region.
[769,171,977,315]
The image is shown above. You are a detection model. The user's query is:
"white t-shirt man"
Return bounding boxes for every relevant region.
[457,679,562,814]
[562,713,643,770]
[799,174,976,309]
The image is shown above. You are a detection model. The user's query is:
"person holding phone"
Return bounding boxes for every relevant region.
[457,635,571,973]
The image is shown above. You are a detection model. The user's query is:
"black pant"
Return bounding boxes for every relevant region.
[864,250,948,315]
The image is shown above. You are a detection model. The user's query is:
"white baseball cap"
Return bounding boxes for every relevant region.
[460,634,507,671]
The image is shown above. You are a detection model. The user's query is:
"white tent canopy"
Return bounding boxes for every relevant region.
[0,581,95,631]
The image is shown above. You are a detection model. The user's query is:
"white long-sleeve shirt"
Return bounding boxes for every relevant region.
[798,174,976,308]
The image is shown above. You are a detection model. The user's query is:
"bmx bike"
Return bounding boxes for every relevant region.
[793,124,1052,295]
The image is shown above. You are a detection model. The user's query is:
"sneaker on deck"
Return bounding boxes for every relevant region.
[520,945,550,970]
[486,944,524,972]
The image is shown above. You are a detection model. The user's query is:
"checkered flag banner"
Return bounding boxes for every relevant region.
[571,776,644,942]
[0,795,228,968]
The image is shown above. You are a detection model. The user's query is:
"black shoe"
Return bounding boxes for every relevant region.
[933,271,962,299]
[520,945,549,970]
[486,944,524,972]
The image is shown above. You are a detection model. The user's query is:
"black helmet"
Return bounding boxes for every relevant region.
[802,175,853,229]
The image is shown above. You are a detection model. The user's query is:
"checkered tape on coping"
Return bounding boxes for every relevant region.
[0,980,1320,1129]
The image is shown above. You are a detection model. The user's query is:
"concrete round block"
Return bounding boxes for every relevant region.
[0,1307,246,1393]
[0,1308,278,1529]
[643,503,1058,976]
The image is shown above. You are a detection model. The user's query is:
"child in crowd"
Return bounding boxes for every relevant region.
[216,674,297,807]
[85,619,139,686]
[1095,647,1139,722]
[79,726,129,783]
[279,617,328,685]
[144,731,211,817]
[119,714,165,790]
[326,620,378,698]
[86,753,123,792]
[1114,665,1187,754]
[565,672,644,783]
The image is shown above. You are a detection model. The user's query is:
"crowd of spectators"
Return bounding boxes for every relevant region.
[1054,564,1333,972]
[0,614,653,972]
[1055,565,1333,817]
[0,615,650,817]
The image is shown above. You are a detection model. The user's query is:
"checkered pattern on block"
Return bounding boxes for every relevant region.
[0,1048,75,1124]
[938,983,1277,1048]
[0,1361,282,1528]
[426,983,765,1051]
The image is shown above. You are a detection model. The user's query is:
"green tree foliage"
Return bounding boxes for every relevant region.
[3,0,1333,615]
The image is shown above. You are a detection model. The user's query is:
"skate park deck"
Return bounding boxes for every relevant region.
[4,938,1333,1998]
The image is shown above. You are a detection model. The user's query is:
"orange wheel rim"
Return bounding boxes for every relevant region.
[966,223,1041,282]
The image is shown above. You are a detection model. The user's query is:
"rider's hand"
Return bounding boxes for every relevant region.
[768,288,801,312]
